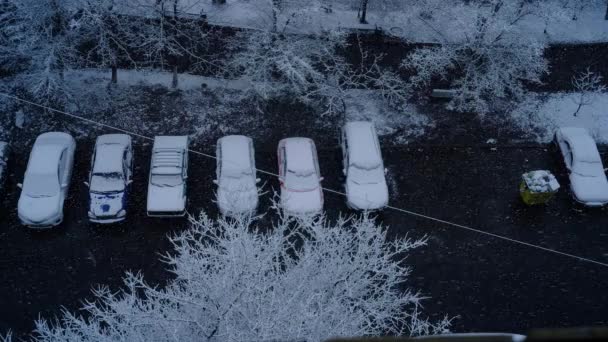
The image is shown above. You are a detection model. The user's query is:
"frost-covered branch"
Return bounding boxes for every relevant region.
[33,210,450,341]
[571,67,607,116]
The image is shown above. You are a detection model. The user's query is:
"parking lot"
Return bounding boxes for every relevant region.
[1,135,608,337]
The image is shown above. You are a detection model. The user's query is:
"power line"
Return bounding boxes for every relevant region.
[2,91,607,268]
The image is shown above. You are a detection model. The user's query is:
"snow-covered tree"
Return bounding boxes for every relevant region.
[403,0,554,115]
[571,67,607,116]
[33,211,450,341]
[73,0,137,84]
[228,0,408,116]
[3,0,82,105]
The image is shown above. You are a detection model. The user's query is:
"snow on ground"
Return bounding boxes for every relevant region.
[344,89,433,144]
[511,92,608,144]
[64,69,251,92]
[158,0,608,43]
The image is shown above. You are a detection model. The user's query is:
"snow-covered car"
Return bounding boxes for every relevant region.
[278,137,323,215]
[86,134,133,223]
[147,136,189,217]
[341,121,389,210]
[214,135,260,216]
[17,132,76,228]
[554,127,608,206]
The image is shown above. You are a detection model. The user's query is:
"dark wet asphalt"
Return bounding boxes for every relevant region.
[1,137,607,337]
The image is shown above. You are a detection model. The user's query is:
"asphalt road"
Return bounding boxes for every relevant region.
[1,139,607,337]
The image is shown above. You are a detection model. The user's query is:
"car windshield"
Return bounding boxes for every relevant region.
[349,164,384,185]
[24,173,59,198]
[151,173,183,187]
[285,169,318,191]
[90,172,124,193]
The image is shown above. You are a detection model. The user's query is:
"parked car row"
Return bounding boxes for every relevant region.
[16,121,390,228]
[16,124,606,228]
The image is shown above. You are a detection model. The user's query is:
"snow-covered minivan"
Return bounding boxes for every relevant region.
[341,121,388,210]
[147,136,189,217]
[86,134,133,223]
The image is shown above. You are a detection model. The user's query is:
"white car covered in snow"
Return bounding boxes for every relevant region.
[341,121,389,210]
[554,127,608,206]
[86,134,133,223]
[18,132,76,228]
[147,136,189,217]
[214,135,260,216]
[278,138,323,215]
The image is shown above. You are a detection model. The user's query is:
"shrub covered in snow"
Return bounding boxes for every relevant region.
[33,211,450,341]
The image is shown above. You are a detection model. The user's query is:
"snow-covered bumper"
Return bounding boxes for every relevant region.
[88,192,127,223]
[345,181,389,210]
[280,188,323,216]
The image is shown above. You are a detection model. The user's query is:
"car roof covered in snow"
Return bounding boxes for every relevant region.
[558,127,602,163]
[282,138,316,172]
[28,145,64,175]
[344,121,382,169]
[93,143,125,174]
[151,136,188,175]
[218,135,253,172]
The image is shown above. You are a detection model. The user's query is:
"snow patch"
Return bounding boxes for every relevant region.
[344,90,433,143]
[511,92,608,144]
[155,0,608,44]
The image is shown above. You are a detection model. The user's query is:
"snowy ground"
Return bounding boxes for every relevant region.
[155,0,608,43]
[343,89,433,144]
[2,69,433,149]
[511,92,608,143]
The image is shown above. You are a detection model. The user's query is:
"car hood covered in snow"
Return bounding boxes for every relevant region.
[147,184,186,213]
[217,177,258,215]
[90,192,125,217]
[18,194,61,224]
[346,179,389,210]
[280,187,323,215]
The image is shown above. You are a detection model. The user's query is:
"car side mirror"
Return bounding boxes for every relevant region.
[384,168,388,174]
[256,178,261,183]
[126,180,133,185]
[212,179,218,184]
[342,168,346,175]
[83,181,89,187]
[319,177,324,182]
[17,183,22,189]
[62,182,69,188]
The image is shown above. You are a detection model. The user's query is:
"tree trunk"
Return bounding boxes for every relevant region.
[173,0,178,18]
[359,0,369,24]
[172,65,178,89]
[573,102,583,117]
[111,65,117,84]
[605,1,608,20]
[212,0,226,4]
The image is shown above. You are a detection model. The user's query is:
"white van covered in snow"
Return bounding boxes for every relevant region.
[147,136,189,217]
[341,121,388,210]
